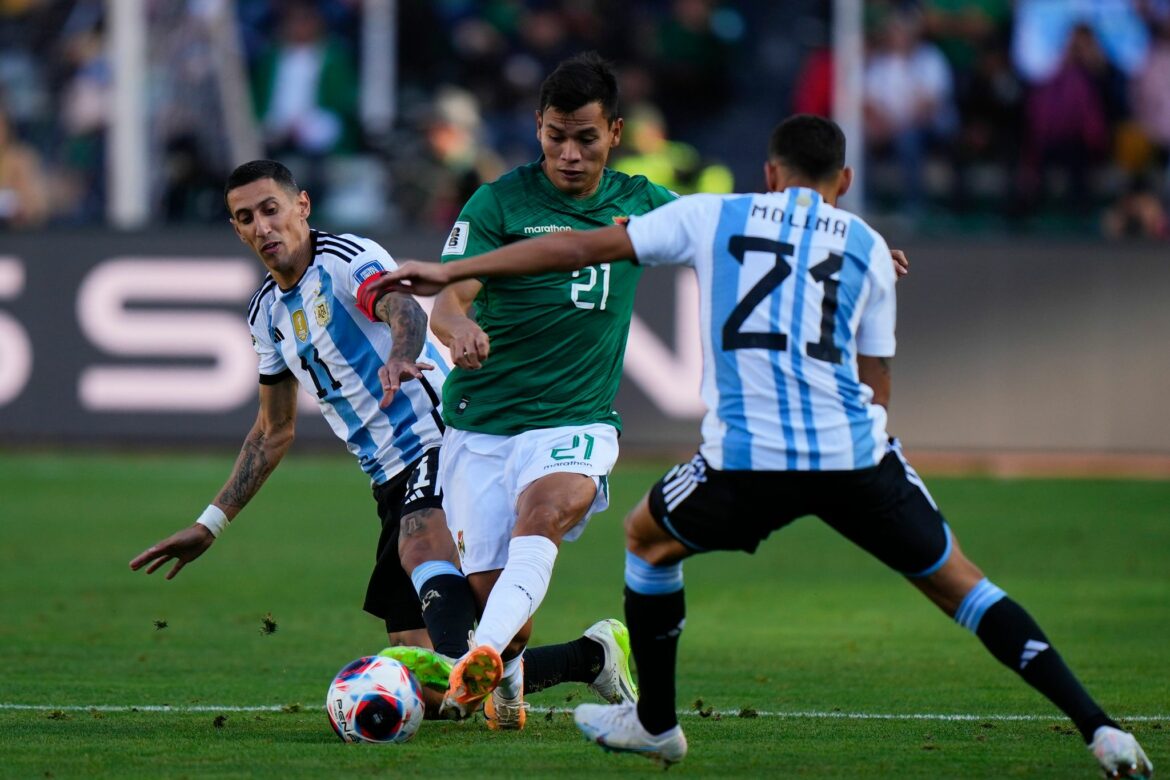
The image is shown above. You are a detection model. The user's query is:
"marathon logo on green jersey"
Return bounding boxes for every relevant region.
[523,225,572,234]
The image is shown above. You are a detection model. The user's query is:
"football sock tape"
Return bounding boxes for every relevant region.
[624,550,683,595]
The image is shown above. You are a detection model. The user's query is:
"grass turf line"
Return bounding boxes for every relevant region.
[0,451,1166,778]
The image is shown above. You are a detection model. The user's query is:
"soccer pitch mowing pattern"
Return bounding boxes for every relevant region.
[1,452,1166,778]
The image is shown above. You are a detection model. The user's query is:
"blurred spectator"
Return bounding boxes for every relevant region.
[612,103,733,194]
[0,12,49,143]
[864,9,958,214]
[1012,0,1149,83]
[55,18,108,224]
[791,46,832,118]
[922,0,1012,75]
[1018,24,1121,217]
[646,0,735,140]
[250,1,359,159]
[1131,14,1170,178]
[951,35,1024,214]
[162,133,226,223]
[391,86,505,231]
[151,3,239,224]
[10,0,1160,235]
[0,103,49,229]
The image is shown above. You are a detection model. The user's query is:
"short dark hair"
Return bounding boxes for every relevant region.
[767,115,846,182]
[224,160,300,208]
[538,52,619,122]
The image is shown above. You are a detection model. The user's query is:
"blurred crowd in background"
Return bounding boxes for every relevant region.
[0,0,1168,239]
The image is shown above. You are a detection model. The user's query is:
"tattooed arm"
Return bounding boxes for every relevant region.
[214,377,298,516]
[129,377,298,579]
[373,292,435,408]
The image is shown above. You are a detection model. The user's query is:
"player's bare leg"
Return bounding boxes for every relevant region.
[468,473,595,662]
[909,534,1145,770]
[459,475,619,728]
[398,506,479,661]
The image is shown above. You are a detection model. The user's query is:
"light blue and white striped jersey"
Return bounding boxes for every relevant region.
[247,229,449,485]
[626,188,896,472]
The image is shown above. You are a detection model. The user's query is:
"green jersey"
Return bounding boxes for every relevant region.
[439,160,675,435]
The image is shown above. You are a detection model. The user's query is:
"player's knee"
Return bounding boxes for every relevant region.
[624,497,676,565]
[623,496,653,539]
[625,536,678,567]
[914,547,987,616]
[514,500,583,542]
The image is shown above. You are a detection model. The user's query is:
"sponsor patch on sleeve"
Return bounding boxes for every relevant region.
[444,221,470,256]
[352,260,385,284]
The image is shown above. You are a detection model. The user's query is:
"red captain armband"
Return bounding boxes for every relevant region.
[355,272,390,322]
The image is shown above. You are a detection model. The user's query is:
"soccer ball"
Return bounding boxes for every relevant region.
[325,655,425,744]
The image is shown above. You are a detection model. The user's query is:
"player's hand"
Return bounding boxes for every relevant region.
[369,261,452,297]
[891,249,910,279]
[129,524,215,580]
[379,358,435,407]
[447,323,490,370]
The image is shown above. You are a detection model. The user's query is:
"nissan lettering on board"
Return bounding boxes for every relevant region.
[0,232,704,447]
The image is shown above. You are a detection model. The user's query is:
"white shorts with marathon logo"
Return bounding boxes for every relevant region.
[440,423,619,574]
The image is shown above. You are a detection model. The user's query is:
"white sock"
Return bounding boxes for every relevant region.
[474,535,559,653]
[498,653,524,699]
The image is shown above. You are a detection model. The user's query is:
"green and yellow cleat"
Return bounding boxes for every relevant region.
[585,618,638,704]
[378,645,454,691]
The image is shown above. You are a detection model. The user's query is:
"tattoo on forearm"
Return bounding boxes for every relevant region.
[217,435,273,511]
[378,294,428,361]
[401,508,440,538]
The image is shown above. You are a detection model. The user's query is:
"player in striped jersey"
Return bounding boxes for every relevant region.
[371,116,1151,776]
[128,160,478,717]
[130,160,639,721]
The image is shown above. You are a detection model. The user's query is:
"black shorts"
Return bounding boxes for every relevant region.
[362,448,444,631]
[647,441,952,577]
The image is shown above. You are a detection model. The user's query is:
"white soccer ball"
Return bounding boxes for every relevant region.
[325,655,425,744]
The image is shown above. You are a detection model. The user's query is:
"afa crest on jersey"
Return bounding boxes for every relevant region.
[292,309,309,341]
[313,297,331,327]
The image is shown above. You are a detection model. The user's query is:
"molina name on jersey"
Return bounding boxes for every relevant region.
[626,188,897,472]
[439,160,676,436]
[248,229,449,484]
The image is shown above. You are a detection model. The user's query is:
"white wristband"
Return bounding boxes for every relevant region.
[195,504,229,538]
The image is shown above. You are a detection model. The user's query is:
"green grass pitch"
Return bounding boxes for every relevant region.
[0,451,1166,778]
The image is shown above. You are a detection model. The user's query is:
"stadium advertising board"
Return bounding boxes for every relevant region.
[0,230,706,449]
[1,230,1167,453]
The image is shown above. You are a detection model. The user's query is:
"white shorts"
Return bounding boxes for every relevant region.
[440,423,619,575]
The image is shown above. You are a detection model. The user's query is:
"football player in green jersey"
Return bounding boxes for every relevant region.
[417,53,674,728]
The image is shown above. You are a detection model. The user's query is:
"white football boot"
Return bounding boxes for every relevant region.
[1090,725,1154,779]
[574,702,687,766]
[584,619,638,704]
